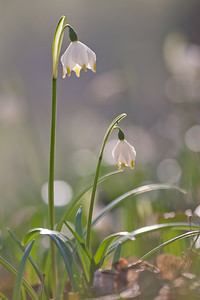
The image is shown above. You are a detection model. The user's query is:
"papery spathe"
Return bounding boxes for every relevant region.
[61,41,96,78]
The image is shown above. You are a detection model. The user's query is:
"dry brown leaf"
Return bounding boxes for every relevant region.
[156,254,184,280]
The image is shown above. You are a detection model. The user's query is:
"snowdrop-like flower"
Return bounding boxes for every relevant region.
[61,41,96,78]
[112,139,136,169]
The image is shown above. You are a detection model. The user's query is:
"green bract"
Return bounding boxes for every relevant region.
[52,16,66,79]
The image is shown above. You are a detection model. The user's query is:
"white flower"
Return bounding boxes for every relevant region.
[112,139,136,169]
[60,41,96,78]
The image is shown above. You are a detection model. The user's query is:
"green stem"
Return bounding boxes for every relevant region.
[49,77,57,230]
[86,113,127,249]
[56,170,122,232]
[48,77,57,296]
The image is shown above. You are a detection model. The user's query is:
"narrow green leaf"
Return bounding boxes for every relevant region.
[75,207,84,239]
[23,228,80,291]
[56,269,68,300]
[64,220,93,263]
[63,210,95,283]
[8,229,49,299]
[0,291,9,300]
[21,286,26,300]
[23,228,73,248]
[107,222,200,255]
[23,228,44,245]
[37,273,45,300]
[0,256,37,299]
[92,184,186,228]
[56,170,123,231]
[49,234,80,291]
[111,243,122,271]
[94,232,135,267]
[12,240,35,300]
[140,230,200,261]
[74,207,94,283]
[162,230,186,256]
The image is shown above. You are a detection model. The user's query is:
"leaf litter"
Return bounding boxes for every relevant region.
[90,251,200,300]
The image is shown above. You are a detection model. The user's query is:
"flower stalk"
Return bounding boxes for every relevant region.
[49,16,67,297]
[48,77,58,297]
[86,113,127,249]
[49,15,97,294]
[48,77,57,230]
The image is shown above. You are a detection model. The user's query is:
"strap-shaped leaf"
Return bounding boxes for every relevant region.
[107,222,200,255]
[92,184,186,228]
[64,220,93,262]
[111,243,122,271]
[49,234,80,291]
[0,256,37,299]
[140,230,200,261]
[75,207,84,239]
[23,227,73,248]
[94,232,135,267]
[75,207,94,283]
[23,228,43,245]
[8,229,49,299]
[12,240,35,300]
[23,228,81,291]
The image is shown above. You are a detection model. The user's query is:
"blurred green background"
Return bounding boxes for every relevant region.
[0,0,200,261]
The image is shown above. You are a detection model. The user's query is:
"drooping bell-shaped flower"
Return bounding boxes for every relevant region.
[61,41,96,78]
[112,139,136,169]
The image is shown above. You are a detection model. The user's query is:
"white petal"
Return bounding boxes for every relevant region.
[61,43,74,68]
[60,40,96,77]
[86,47,96,71]
[112,141,121,162]
[61,43,77,76]
[112,139,136,169]
[71,42,89,67]
[72,64,82,77]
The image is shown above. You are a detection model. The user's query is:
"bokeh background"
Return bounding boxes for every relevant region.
[1,0,200,262]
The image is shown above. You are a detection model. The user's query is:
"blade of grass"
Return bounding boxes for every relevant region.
[24,228,81,290]
[75,207,84,239]
[64,220,94,265]
[0,291,9,300]
[23,228,44,245]
[140,230,200,261]
[56,269,68,300]
[75,207,95,283]
[111,243,122,271]
[94,232,135,267]
[107,222,200,255]
[8,229,49,299]
[12,240,35,300]
[37,274,45,300]
[49,234,80,291]
[91,184,186,228]
[56,170,123,231]
[21,286,26,300]
[23,228,73,248]
[0,256,38,299]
